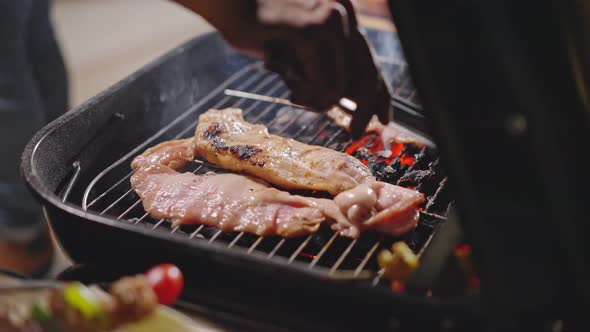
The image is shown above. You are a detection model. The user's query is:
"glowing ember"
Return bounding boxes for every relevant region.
[454,244,472,256]
[299,252,317,260]
[399,154,415,166]
[391,280,405,293]
[344,135,374,155]
[470,277,481,289]
[454,244,480,290]
[343,134,416,168]
[389,143,404,158]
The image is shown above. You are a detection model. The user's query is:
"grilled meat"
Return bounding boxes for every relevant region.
[131,139,355,237]
[326,107,432,147]
[334,181,424,236]
[131,138,194,170]
[192,108,375,195]
[131,112,426,238]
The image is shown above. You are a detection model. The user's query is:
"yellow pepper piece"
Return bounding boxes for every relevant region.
[377,241,419,282]
[64,282,107,325]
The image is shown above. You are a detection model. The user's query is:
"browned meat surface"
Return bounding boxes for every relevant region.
[108,275,158,326]
[192,108,375,195]
[131,139,355,237]
[326,107,433,147]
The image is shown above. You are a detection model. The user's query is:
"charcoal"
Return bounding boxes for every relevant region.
[353,147,373,160]
[397,170,433,187]
[377,149,393,158]
[370,162,401,183]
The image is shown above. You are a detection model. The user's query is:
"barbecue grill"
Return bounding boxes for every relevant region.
[21,28,481,330]
[22,0,590,329]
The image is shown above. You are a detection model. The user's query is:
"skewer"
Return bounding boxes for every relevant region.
[0,281,63,292]
[224,89,310,110]
[224,89,358,114]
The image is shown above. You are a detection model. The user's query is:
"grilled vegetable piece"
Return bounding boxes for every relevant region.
[48,275,158,332]
[63,282,108,326]
[0,262,189,332]
[377,241,419,282]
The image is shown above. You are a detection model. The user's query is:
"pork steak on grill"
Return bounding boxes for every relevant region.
[192,108,375,195]
[131,139,354,237]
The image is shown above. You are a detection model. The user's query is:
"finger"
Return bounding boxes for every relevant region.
[296,3,355,110]
[349,104,374,139]
[336,0,358,28]
[321,7,352,107]
[290,43,320,106]
[374,78,393,124]
[346,30,380,138]
[291,32,339,109]
[257,0,333,27]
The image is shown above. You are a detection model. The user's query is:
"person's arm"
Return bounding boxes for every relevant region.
[171,0,390,137]
[172,1,261,50]
[173,0,337,48]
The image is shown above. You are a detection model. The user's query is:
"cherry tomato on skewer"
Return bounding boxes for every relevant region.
[145,263,184,305]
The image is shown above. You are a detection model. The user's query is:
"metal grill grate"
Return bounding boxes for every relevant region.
[80,62,450,289]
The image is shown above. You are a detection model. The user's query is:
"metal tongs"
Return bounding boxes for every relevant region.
[261,1,394,139]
